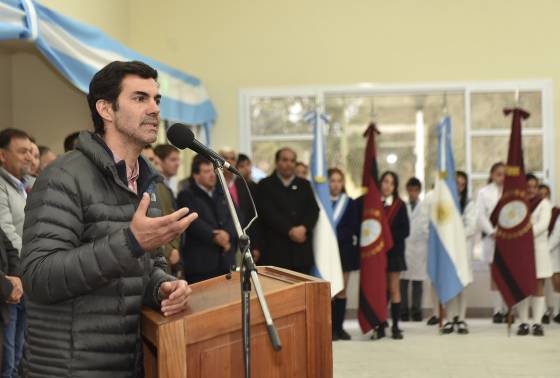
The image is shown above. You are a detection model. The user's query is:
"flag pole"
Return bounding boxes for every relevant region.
[507,307,513,337]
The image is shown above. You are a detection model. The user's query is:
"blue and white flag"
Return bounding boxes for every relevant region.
[306,110,343,297]
[427,116,473,304]
[0,0,216,138]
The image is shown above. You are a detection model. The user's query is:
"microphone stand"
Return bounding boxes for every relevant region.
[212,159,282,378]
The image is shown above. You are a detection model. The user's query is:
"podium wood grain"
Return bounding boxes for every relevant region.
[142,266,332,377]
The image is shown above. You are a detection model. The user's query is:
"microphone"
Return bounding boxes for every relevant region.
[166,123,241,175]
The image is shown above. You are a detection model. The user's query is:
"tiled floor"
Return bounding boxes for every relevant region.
[333,318,560,378]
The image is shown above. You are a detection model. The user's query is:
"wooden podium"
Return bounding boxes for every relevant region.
[141,266,333,378]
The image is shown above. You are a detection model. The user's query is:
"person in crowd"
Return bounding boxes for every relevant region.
[328,168,359,341]
[154,144,181,197]
[537,184,560,324]
[400,177,429,322]
[295,161,309,180]
[20,60,196,377]
[545,184,560,324]
[63,131,80,152]
[0,227,22,373]
[38,145,57,172]
[143,145,183,278]
[29,141,40,177]
[377,171,410,340]
[177,154,237,283]
[516,174,553,336]
[257,148,319,274]
[234,153,261,262]
[441,171,477,334]
[0,128,35,377]
[476,162,507,323]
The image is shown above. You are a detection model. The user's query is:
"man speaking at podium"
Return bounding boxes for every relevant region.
[19,61,198,377]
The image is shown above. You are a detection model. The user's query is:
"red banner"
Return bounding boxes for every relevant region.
[358,123,394,333]
[490,108,536,307]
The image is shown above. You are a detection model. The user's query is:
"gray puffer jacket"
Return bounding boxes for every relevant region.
[21,132,174,378]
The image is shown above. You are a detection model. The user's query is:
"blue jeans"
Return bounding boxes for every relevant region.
[2,300,25,378]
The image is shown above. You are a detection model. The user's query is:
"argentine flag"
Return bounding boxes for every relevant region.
[305,111,344,297]
[427,116,473,304]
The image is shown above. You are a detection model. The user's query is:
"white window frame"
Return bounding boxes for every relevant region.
[239,80,554,199]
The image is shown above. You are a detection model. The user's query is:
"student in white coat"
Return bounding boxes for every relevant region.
[538,184,560,324]
[516,174,553,336]
[442,171,477,334]
[400,178,429,322]
[475,162,507,323]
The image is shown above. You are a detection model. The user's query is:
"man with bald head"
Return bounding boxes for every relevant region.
[256,147,319,274]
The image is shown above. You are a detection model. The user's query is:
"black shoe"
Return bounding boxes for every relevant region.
[411,311,423,322]
[554,313,560,324]
[332,330,339,341]
[441,321,454,334]
[542,314,550,324]
[492,312,505,324]
[532,324,544,336]
[370,325,386,340]
[401,312,410,322]
[517,323,530,336]
[391,326,404,340]
[456,320,469,335]
[338,329,351,340]
[427,315,439,326]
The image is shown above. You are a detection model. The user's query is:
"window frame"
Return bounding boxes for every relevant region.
[239,80,554,199]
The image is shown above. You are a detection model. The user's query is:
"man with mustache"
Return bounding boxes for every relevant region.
[20,61,198,377]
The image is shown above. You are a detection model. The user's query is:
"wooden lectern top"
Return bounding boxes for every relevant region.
[142,266,333,378]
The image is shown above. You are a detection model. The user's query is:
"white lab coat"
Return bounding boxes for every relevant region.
[462,199,477,276]
[401,199,429,281]
[532,198,553,278]
[476,183,502,263]
[548,213,560,273]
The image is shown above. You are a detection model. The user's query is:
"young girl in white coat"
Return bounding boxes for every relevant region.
[400,177,429,322]
[516,174,553,336]
[476,162,507,323]
[442,171,477,334]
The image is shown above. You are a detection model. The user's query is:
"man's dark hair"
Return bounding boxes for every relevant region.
[237,153,251,166]
[87,61,158,134]
[406,177,422,190]
[154,144,178,161]
[275,147,297,163]
[538,183,550,192]
[0,128,30,149]
[191,154,212,175]
[526,173,538,183]
[143,144,153,151]
[38,145,51,157]
[63,131,80,152]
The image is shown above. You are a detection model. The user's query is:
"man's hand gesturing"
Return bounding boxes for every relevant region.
[130,193,198,251]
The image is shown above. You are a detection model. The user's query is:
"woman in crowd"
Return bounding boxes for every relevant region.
[516,174,553,336]
[328,168,360,341]
[476,162,507,323]
[442,171,477,334]
[377,171,410,340]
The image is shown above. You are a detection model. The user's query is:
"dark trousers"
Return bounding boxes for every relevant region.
[400,279,423,315]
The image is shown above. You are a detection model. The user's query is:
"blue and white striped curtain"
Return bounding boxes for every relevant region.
[0,0,216,144]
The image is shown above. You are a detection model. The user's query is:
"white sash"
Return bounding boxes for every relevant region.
[332,193,349,227]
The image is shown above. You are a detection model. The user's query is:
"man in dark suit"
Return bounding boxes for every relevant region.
[257,148,319,274]
[177,154,237,283]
